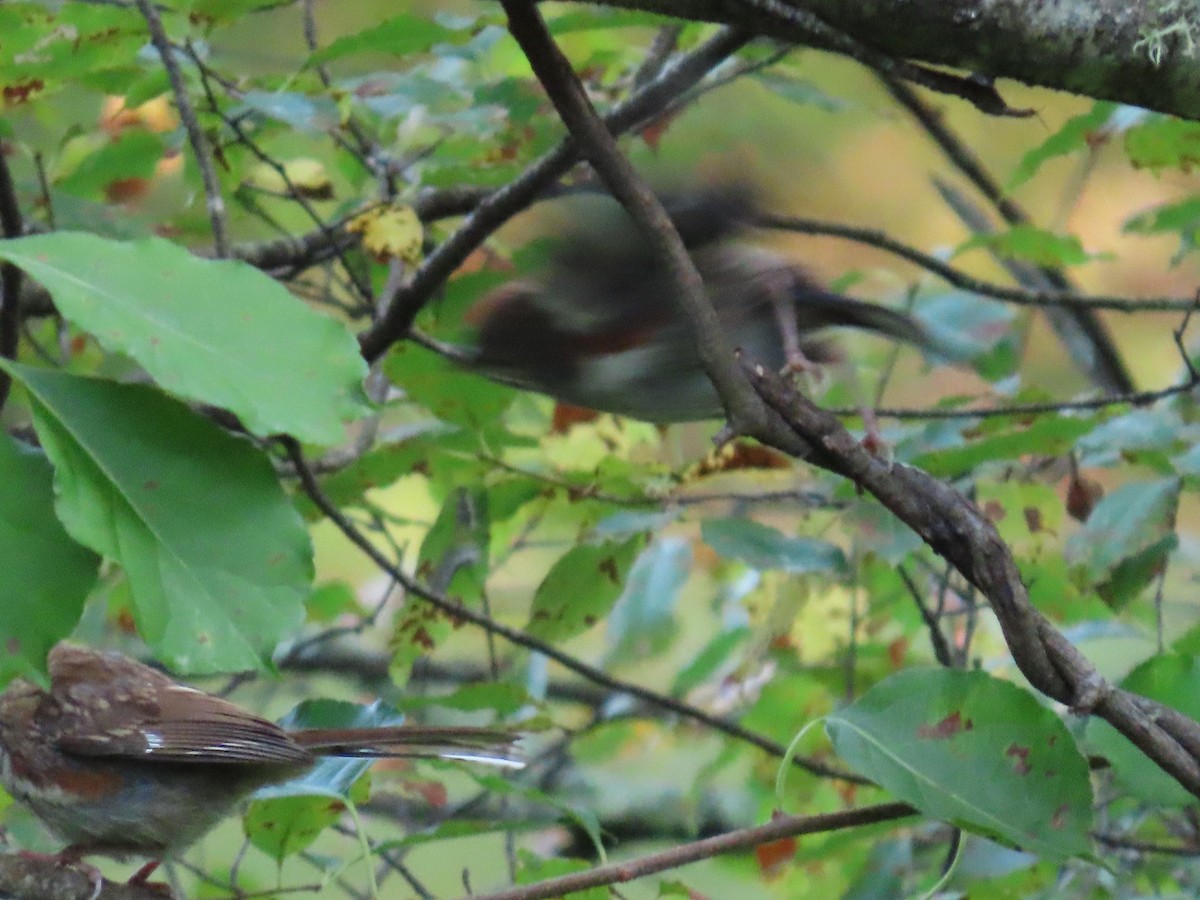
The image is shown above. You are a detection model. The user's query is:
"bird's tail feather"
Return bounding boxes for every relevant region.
[292,726,524,769]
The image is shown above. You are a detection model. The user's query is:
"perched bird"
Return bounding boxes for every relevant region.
[0,643,521,885]
[458,188,940,423]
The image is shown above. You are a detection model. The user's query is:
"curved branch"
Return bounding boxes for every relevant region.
[746,365,1200,799]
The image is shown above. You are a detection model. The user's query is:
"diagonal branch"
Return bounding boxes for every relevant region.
[746,365,1200,799]
[136,0,229,257]
[498,0,773,434]
[357,27,753,362]
[468,802,918,900]
[282,437,865,784]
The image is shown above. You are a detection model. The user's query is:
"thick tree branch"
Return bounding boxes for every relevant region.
[745,365,1200,799]
[593,0,1200,120]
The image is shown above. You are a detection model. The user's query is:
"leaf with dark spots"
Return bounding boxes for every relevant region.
[526,537,642,642]
[827,669,1091,860]
[599,555,621,583]
[917,711,971,740]
[1006,744,1032,775]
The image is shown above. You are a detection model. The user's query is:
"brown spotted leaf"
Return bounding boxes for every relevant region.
[526,537,642,642]
[825,669,1092,860]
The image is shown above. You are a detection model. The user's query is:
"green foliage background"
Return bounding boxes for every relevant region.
[2,1,1200,897]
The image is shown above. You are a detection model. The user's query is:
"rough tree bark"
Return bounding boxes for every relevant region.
[587,0,1200,118]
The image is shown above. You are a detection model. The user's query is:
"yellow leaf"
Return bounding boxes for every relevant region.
[347,203,423,264]
[245,158,333,200]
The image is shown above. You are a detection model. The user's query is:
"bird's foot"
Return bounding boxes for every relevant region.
[858,406,892,459]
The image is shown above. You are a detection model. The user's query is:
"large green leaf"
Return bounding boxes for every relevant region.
[1124,194,1200,262]
[2,363,311,672]
[0,233,369,445]
[958,225,1103,267]
[826,668,1092,861]
[0,434,100,681]
[308,14,467,63]
[1124,116,1200,171]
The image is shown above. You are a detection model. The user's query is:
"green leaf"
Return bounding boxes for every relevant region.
[0,233,369,444]
[546,8,670,33]
[1008,102,1116,191]
[306,582,362,623]
[843,499,924,565]
[385,341,517,429]
[417,487,491,605]
[1087,654,1200,807]
[516,850,606,900]
[753,72,846,112]
[400,682,531,716]
[57,130,164,198]
[606,538,691,661]
[309,14,463,63]
[391,488,491,679]
[1124,194,1200,262]
[913,416,1095,478]
[295,421,450,518]
[1065,477,1179,608]
[975,482,1062,551]
[913,291,1017,377]
[2,363,311,673]
[958,226,1102,268]
[526,537,642,642]
[237,89,341,132]
[670,627,749,696]
[1125,116,1200,171]
[0,434,100,681]
[1079,407,1196,466]
[702,518,846,573]
[826,669,1092,860]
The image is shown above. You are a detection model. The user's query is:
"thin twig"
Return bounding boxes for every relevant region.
[357,28,753,362]
[0,146,24,410]
[758,213,1199,314]
[468,802,917,900]
[135,0,229,256]
[282,437,866,784]
[897,565,953,667]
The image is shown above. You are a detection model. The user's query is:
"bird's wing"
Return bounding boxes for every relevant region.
[47,643,310,765]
